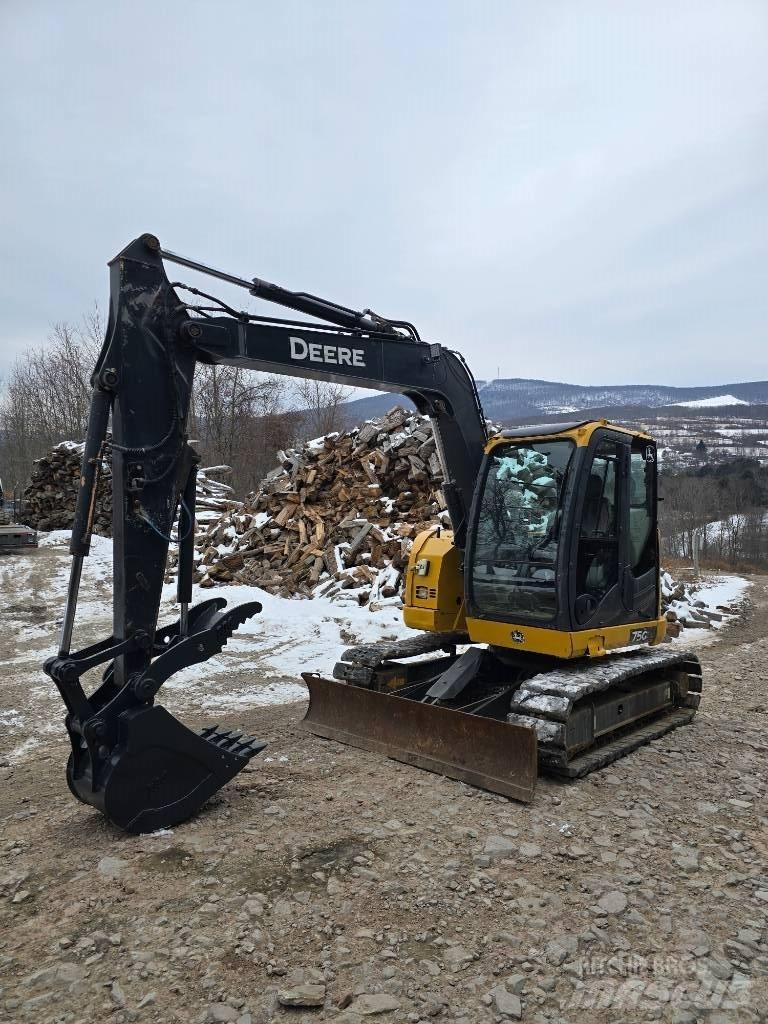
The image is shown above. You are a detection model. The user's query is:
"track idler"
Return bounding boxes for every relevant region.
[46,598,265,833]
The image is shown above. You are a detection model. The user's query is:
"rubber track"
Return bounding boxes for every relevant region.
[337,631,468,670]
[553,707,697,778]
[508,647,702,774]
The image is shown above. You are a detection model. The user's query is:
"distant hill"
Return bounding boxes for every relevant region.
[341,378,768,426]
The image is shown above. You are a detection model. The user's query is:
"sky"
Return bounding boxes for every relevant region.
[0,1,766,388]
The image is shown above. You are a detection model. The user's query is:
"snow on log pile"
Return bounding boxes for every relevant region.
[661,571,738,633]
[22,438,237,536]
[187,407,447,606]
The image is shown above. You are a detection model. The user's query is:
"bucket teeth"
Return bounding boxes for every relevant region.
[200,724,266,760]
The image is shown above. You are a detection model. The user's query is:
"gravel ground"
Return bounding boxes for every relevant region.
[1,546,766,1024]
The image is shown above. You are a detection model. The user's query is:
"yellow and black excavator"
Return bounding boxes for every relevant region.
[45,235,701,832]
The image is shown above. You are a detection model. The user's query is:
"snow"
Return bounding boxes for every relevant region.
[36,529,415,690]
[37,530,76,548]
[22,531,752,734]
[690,574,749,609]
[201,681,308,709]
[715,427,768,437]
[672,394,749,408]
[175,580,413,679]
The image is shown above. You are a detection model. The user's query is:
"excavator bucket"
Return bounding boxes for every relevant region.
[66,706,266,834]
[48,598,266,834]
[301,673,538,803]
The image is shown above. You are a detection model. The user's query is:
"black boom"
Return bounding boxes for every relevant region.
[44,234,487,833]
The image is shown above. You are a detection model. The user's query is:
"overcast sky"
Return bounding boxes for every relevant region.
[1,1,766,387]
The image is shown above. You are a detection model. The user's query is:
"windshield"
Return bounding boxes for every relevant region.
[469,439,574,623]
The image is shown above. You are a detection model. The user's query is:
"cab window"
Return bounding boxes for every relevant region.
[469,439,574,622]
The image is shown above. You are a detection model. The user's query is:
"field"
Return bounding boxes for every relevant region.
[1,540,767,1023]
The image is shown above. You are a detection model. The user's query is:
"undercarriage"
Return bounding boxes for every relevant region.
[303,635,702,800]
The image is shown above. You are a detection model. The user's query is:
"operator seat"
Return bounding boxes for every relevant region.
[580,473,614,598]
[582,473,609,536]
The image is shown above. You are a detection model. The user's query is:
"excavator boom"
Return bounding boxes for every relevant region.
[44,234,493,832]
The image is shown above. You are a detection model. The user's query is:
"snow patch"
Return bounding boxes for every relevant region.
[672,395,749,409]
[201,681,308,709]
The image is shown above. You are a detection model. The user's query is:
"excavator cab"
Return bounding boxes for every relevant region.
[458,420,663,654]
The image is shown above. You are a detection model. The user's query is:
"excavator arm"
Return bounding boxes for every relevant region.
[44,233,487,833]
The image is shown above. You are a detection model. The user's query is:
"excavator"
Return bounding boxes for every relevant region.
[44,234,701,833]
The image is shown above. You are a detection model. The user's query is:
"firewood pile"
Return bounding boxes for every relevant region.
[22,439,237,536]
[186,407,448,606]
[661,571,730,635]
[22,440,114,533]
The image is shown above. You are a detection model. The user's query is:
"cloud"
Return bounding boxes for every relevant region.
[0,0,766,387]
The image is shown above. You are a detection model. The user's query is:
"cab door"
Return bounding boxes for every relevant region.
[571,433,624,628]
[621,438,659,621]
[569,429,659,631]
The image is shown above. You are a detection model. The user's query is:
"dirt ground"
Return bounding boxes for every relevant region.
[1,546,766,1024]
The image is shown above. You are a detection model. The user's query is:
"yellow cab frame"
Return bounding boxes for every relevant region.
[404,420,666,660]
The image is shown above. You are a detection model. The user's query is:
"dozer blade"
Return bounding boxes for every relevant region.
[301,673,537,803]
[67,705,266,834]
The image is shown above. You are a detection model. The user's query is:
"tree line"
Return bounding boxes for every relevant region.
[0,308,351,499]
[659,460,768,570]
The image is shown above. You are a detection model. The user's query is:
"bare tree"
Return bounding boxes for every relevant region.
[0,308,103,488]
[291,378,352,440]
[0,304,304,497]
[189,365,299,493]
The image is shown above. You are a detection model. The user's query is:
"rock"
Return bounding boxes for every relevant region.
[597,891,627,915]
[420,959,441,978]
[680,928,711,957]
[545,935,578,965]
[442,945,475,966]
[110,981,127,1008]
[23,962,85,988]
[506,974,526,995]
[518,843,541,858]
[702,956,733,981]
[672,846,700,873]
[11,890,30,903]
[488,984,522,1019]
[670,1012,698,1024]
[206,1005,240,1022]
[97,857,128,880]
[243,898,265,918]
[567,843,589,858]
[327,877,344,896]
[277,984,326,1008]
[349,993,401,1015]
[482,835,516,861]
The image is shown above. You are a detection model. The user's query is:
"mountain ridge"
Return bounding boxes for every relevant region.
[341,378,768,426]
